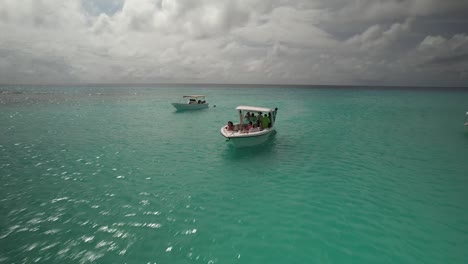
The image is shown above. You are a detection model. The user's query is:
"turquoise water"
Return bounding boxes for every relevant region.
[1,85,468,263]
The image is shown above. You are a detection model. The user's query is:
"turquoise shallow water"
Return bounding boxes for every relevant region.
[1,85,468,263]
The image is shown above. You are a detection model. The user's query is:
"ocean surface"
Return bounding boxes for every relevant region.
[1,84,467,264]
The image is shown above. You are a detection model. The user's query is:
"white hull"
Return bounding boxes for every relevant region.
[220,127,275,147]
[172,103,209,110]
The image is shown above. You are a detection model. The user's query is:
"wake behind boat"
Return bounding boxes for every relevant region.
[172,95,209,111]
[220,105,278,147]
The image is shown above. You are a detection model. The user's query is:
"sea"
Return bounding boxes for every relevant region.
[1,84,467,264]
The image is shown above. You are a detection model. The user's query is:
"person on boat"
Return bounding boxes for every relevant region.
[250,123,259,132]
[241,122,252,133]
[227,121,235,131]
[261,114,270,129]
[250,114,257,123]
[257,112,263,122]
[244,112,251,122]
[268,113,273,128]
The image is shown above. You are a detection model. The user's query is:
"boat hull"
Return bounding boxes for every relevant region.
[172,103,209,111]
[220,127,275,147]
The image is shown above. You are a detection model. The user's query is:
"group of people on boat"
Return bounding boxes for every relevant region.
[245,112,273,129]
[226,111,272,133]
[189,99,206,104]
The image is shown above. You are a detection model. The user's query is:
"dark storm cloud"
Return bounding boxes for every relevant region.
[428,54,468,66]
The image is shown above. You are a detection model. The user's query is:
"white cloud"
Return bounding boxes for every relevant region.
[0,0,467,86]
[0,0,86,29]
[321,0,468,23]
[416,34,468,67]
[234,6,335,49]
[345,19,412,52]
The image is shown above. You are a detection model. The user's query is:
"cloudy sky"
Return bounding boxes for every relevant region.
[1,0,468,87]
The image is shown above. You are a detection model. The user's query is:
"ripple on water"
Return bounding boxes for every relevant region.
[2,87,468,263]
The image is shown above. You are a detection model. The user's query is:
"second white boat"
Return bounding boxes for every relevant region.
[171,95,209,111]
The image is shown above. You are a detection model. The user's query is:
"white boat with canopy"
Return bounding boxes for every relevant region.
[172,95,209,111]
[220,105,278,147]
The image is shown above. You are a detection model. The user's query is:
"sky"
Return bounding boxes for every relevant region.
[1,0,468,87]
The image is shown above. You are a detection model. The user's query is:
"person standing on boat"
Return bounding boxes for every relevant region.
[257,112,263,123]
[261,114,270,129]
[268,113,272,128]
[244,112,250,124]
[272,108,278,123]
[250,113,257,123]
[244,112,251,122]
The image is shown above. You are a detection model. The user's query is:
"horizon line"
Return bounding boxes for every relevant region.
[1,82,467,89]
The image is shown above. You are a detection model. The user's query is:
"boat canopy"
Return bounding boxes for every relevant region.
[236,105,275,113]
[183,95,206,98]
